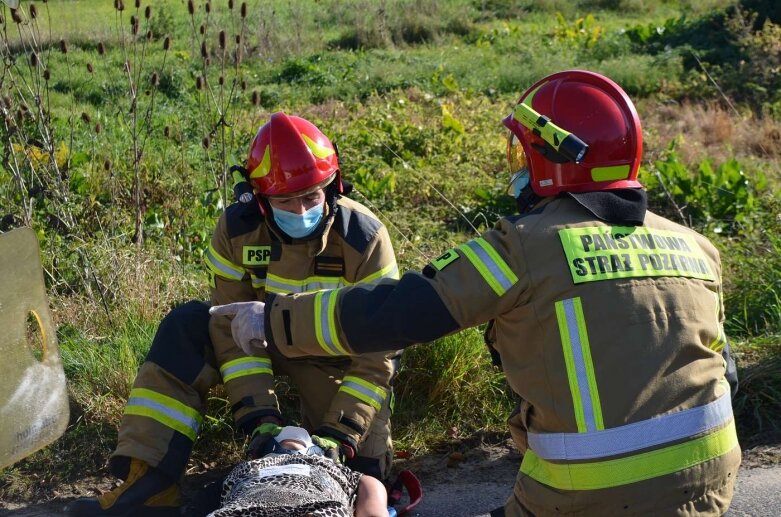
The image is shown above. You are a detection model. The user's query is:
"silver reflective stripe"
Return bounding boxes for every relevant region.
[220,357,272,382]
[527,390,734,461]
[340,378,385,408]
[316,290,342,355]
[357,262,400,283]
[266,276,345,294]
[127,396,200,436]
[560,298,600,432]
[205,246,244,280]
[463,239,516,293]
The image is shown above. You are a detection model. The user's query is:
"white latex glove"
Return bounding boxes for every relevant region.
[209,301,267,355]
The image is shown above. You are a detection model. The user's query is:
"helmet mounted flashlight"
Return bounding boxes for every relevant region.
[512,102,589,163]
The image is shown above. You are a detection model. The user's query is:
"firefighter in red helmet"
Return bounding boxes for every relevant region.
[219,71,741,516]
[66,113,400,516]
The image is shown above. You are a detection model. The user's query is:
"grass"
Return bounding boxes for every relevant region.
[1,0,780,502]
[732,336,781,447]
[392,328,516,451]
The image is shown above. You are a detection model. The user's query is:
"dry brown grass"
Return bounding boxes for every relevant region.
[640,101,781,178]
[51,246,206,340]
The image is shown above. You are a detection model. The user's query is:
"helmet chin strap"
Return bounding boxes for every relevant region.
[515,184,542,214]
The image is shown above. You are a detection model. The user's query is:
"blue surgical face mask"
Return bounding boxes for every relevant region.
[271,203,324,239]
[509,168,530,198]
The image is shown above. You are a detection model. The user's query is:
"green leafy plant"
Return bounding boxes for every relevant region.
[553,12,604,48]
[642,141,767,234]
[351,166,396,201]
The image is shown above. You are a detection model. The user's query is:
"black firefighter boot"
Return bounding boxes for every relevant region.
[64,458,181,516]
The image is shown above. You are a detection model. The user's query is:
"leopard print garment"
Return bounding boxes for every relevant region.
[206,454,363,517]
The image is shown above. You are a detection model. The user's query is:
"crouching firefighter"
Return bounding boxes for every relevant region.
[216,71,741,516]
[65,112,401,516]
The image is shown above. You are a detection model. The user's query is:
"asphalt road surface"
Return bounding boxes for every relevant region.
[408,462,781,517]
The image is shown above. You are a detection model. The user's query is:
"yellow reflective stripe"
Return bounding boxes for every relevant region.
[521,420,738,490]
[265,263,398,295]
[555,298,604,433]
[325,289,348,355]
[250,273,265,289]
[301,134,335,159]
[710,327,726,352]
[220,356,273,383]
[357,262,399,283]
[249,146,271,179]
[314,290,349,356]
[591,164,630,182]
[125,388,203,441]
[266,273,346,294]
[710,291,726,352]
[205,243,245,281]
[528,391,734,461]
[457,238,518,296]
[473,238,518,285]
[339,376,386,410]
[314,291,337,355]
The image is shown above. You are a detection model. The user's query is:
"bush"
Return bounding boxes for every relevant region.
[641,142,767,235]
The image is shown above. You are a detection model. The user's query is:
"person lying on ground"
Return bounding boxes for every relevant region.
[207,425,388,517]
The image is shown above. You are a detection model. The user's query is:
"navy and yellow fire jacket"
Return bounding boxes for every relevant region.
[206,194,399,445]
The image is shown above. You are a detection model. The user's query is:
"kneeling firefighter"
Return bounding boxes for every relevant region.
[66,113,401,516]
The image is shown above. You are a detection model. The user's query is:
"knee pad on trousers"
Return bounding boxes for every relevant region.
[147,301,212,384]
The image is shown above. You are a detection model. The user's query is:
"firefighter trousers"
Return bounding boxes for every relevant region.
[110,301,393,482]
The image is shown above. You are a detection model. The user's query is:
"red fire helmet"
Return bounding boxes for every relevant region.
[246,112,341,198]
[502,70,643,197]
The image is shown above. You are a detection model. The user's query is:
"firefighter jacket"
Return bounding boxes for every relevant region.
[206,194,399,446]
[265,193,740,516]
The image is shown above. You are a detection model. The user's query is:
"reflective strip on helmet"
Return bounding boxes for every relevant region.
[314,290,349,356]
[249,145,271,179]
[205,244,245,281]
[266,274,346,294]
[521,419,738,490]
[220,356,273,383]
[301,134,336,159]
[555,297,604,433]
[339,375,386,410]
[124,388,203,442]
[528,390,734,461]
[591,164,630,182]
[457,238,518,296]
[357,262,399,283]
